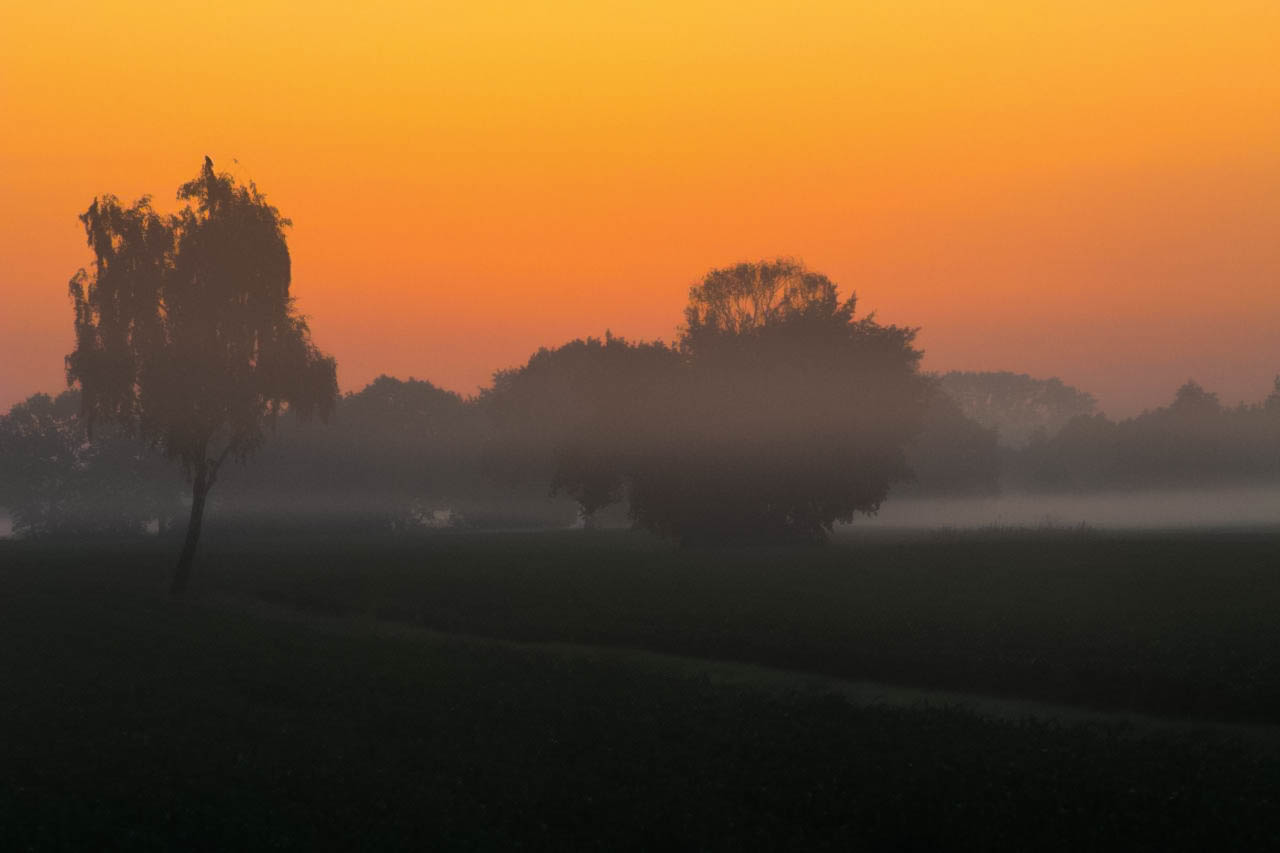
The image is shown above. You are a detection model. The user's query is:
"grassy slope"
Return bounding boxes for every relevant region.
[2,532,1280,848]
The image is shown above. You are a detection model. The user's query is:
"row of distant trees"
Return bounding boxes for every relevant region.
[2,159,1277,592]
[1007,379,1280,491]
[5,355,1278,540]
[3,254,938,544]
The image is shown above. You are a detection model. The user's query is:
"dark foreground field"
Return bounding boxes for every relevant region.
[2,528,1279,849]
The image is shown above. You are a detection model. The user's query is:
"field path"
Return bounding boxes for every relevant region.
[212,593,1280,746]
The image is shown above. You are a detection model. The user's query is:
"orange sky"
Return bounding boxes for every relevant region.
[2,1,1278,416]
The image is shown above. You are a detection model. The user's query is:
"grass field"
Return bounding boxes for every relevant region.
[59,525,1280,722]
[2,528,1279,848]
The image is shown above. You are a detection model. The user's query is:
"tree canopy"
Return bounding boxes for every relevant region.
[681,259,846,342]
[480,333,679,526]
[476,260,933,544]
[620,259,931,543]
[65,157,337,590]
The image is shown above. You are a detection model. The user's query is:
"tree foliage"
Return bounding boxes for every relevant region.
[489,260,930,543]
[901,386,1001,497]
[65,158,337,589]
[623,259,931,543]
[480,334,679,526]
[681,259,846,341]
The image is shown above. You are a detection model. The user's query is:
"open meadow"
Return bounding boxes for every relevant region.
[3,528,1278,849]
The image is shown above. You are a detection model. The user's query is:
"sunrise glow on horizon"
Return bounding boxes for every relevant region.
[3,0,1278,415]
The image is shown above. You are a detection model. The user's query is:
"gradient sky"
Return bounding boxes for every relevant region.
[2,1,1277,416]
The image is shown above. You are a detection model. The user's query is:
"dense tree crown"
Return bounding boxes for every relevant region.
[681,259,847,341]
[65,158,337,589]
[68,158,337,467]
[632,259,930,543]
[480,333,680,525]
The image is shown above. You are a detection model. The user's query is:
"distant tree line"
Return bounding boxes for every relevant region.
[3,160,1277,555]
[1006,379,1280,491]
[5,254,946,543]
[0,389,183,537]
[5,359,1278,540]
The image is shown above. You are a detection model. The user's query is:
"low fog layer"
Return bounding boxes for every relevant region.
[202,485,1275,533]
[4,486,1276,541]
[865,485,1280,531]
[196,484,1280,534]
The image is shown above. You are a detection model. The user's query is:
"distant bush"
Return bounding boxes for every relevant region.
[0,390,182,537]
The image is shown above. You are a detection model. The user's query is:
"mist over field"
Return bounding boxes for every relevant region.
[203,484,1280,535]
[4,358,1278,540]
[5,488,1276,540]
[867,485,1280,532]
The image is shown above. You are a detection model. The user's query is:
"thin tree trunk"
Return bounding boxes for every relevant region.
[171,462,210,595]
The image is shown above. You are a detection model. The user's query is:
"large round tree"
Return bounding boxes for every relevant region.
[66,158,337,592]
[626,258,931,544]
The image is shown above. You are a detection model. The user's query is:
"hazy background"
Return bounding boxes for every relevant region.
[3,1,1279,416]
[859,486,1280,531]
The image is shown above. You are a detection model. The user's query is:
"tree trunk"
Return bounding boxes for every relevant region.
[171,463,211,595]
